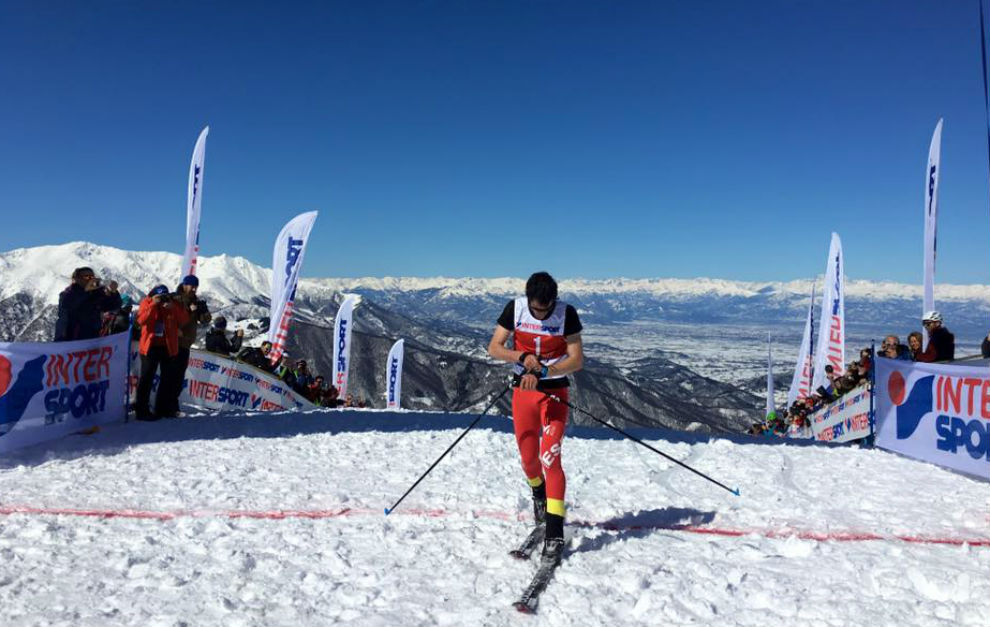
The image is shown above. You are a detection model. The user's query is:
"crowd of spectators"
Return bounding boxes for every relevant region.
[750,310,962,438]
[53,266,364,419]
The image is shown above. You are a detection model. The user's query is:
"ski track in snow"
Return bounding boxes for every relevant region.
[0,409,987,627]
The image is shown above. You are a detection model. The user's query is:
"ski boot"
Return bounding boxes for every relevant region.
[531,482,547,525]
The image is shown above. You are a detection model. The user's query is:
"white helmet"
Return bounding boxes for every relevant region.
[922,310,943,323]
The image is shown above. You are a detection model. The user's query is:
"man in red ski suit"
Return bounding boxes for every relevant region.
[487,271,584,565]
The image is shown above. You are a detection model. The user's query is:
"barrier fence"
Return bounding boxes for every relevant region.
[0,332,313,456]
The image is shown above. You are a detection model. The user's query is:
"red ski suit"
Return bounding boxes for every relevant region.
[498,298,582,518]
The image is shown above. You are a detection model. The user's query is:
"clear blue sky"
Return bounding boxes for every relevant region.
[1,1,988,283]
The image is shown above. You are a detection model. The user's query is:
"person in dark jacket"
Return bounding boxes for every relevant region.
[159,275,212,417]
[237,341,275,372]
[134,285,190,420]
[916,311,955,363]
[54,267,122,341]
[204,316,244,356]
[101,294,133,336]
[288,359,314,395]
[982,332,990,359]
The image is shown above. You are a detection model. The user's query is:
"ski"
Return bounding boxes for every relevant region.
[512,554,561,614]
[508,524,545,560]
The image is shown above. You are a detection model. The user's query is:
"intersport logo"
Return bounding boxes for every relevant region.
[887,369,990,460]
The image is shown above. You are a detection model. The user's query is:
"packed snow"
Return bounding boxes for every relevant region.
[0,408,986,626]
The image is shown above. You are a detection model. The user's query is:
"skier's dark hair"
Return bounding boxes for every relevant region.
[525,271,558,305]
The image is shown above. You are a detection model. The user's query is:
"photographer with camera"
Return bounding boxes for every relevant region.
[134,284,190,420]
[54,266,122,341]
[157,275,212,417]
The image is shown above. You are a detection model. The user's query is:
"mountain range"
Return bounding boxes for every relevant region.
[2,242,988,432]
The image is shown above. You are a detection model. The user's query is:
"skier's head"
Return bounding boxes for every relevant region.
[525,271,558,319]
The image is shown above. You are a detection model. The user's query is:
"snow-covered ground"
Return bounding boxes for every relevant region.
[0,409,987,627]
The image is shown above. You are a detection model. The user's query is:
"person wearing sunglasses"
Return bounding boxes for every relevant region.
[487,271,584,566]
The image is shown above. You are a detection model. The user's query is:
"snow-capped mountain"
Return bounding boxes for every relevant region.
[4,241,989,336]
[2,242,987,433]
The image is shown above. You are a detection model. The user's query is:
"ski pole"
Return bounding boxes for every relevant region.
[384,382,512,515]
[542,391,740,496]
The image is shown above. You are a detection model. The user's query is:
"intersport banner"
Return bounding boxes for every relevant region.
[182,126,209,278]
[386,339,404,410]
[809,389,872,444]
[811,232,844,394]
[268,211,319,364]
[875,357,989,480]
[923,118,942,350]
[332,295,356,398]
[786,285,815,408]
[0,333,129,455]
[129,347,314,413]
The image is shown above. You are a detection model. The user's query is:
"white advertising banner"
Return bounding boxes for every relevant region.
[875,357,989,480]
[809,389,872,444]
[811,232,845,393]
[0,333,130,455]
[787,285,815,408]
[182,126,209,278]
[268,211,319,364]
[129,347,314,413]
[766,334,774,419]
[923,118,942,350]
[332,295,357,398]
[386,339,404,410]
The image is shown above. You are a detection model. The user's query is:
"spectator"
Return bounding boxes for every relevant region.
[323,384,341,407]
[916,311,955,362]
[290,359,314,395]
[159,275,212,418]
[237,341,275,372]
[815,364,837,402]
[307,375,326,404]
[838,373,859,395]
[274,356,298,390]
[983,331,990,359]
[101,294,133,336]
[344,393,355,408]
[880,335,911,361]
[858,348,872,379]
[54,267,122,341]
[134,285,190,420]
[204,316,244,356]
[907,332,924,361]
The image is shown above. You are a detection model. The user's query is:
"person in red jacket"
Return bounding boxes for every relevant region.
[134,285,190,420]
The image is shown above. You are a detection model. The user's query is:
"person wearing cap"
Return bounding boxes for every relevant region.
[54,266,122,341]
[158,274,212,417]
[916,311,955,363]
[135,284,190,420]
[982,331,990,359]
[204,316,244,356]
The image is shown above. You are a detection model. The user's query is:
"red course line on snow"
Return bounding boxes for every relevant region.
[0,504,987,548]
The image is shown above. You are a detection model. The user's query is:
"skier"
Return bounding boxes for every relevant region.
[487,271,584,566]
